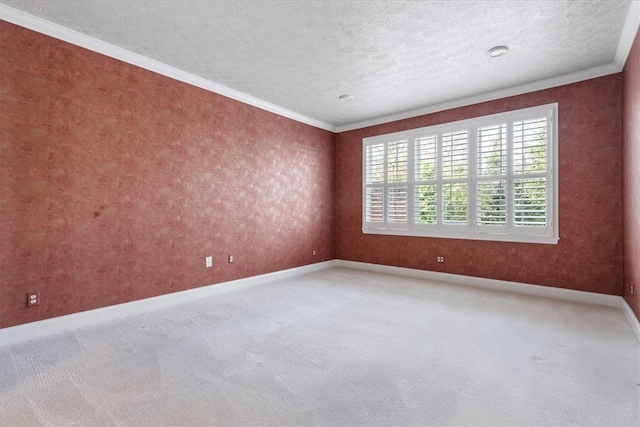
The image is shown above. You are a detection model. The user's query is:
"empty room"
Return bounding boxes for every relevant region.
[1,1,639,426]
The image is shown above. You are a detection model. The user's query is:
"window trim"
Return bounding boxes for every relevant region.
[361,103,559,245]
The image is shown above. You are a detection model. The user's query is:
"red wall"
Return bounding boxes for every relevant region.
[623,28,640,322]
[0,22,336,329]
[336,76,624,295]
[0,19,631,330]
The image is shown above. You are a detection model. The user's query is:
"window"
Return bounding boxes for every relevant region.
[362,103,558,244]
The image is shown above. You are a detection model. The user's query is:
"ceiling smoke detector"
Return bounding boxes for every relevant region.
[339,94,354,102]
[488,45,509,57]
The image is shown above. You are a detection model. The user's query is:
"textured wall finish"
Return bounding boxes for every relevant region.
[623,28,640,321]
[335,75,624,296]
[0,22,335,329]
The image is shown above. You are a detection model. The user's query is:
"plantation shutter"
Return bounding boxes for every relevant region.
[362,103,557,243]
[364,140,409,227]
[441,130,468,226]
[387,140,408,224]
[414,135,438,225]
[364,143,385,223]
[512,117,548,229]
[477,124,507,229]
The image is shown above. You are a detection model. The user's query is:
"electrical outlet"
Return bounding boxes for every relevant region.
[228,255,234,264]
[27,292,40,307]
[631,284,634,295]
[313,250,316,256]
[437,256,444,263]
[205,256,213,268]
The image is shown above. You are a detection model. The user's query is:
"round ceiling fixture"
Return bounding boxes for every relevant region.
[339,94,354,102]
[488,45,509,57]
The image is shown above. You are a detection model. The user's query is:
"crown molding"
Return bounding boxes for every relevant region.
[2,2,638,135]
[0,4,336,133]
[334,62,621,133]
[615,0,640,68]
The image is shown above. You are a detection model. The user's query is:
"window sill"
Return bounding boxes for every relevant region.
[362,227,559,245]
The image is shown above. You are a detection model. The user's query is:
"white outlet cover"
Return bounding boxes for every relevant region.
[205,256,213,268]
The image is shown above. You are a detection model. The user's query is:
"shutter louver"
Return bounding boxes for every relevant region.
[364,143,385,223]
[514,118,547,174]
[477,124,507,226]
[387,140,408,223]
[478,124,507,176]
[388,186,408,223]
[442,131,468,224]
[365,187,384,222]
[415,184,437,224]
[513,118,548,227]
[415,135,438,225]
[477,181,506,225]
[514,178,546,226]
[442,131,468,179]
[443,182,467,224]
[365,144,385,184]
[387,140,408,183]
[415,136,437,181]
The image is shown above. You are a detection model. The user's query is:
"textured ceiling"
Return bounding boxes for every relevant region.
[0,1,634,129]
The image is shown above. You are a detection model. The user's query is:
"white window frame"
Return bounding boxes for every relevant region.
[362,103,559,245]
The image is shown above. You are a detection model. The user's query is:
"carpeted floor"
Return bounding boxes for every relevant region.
[1,267,639,426]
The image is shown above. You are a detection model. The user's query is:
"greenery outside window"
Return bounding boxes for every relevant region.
[362,103,558,244]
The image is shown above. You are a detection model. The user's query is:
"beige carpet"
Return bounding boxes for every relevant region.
[1,267,639,426]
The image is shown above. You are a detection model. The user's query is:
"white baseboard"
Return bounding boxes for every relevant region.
[334,260,621,306]
[3,259,639,347]
[334,260,639,343]
[621,298,640,343]
[0,261,336,348]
